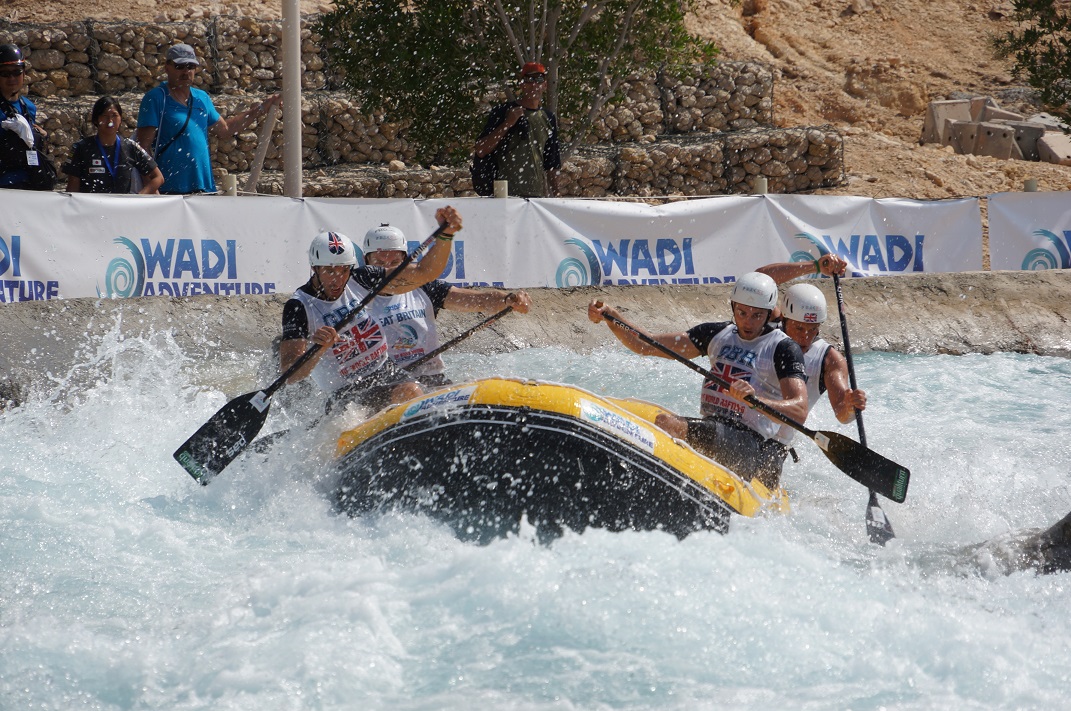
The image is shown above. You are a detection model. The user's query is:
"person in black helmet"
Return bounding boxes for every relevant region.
[0,43,55,191]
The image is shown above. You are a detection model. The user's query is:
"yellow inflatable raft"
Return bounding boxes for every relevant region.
[334,378,788,541]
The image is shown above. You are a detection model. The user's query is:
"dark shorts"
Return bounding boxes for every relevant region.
[683,416,789,489]
[327,361,417,415]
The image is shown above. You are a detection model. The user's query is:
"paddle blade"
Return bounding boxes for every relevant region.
[813,430,910,503]
[866,490,896,545]
[173,391,272,485]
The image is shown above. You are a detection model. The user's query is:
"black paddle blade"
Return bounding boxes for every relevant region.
[813,430,910,503]
[173,390,272,485]
[866,490,896,545]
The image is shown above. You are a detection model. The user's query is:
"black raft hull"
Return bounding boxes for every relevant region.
[333,379,787,543]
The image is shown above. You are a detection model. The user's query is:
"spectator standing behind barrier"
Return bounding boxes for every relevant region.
[135,43,279,195]
[64,97,164,194]
[473,62,562,198]
[0,43,57,191]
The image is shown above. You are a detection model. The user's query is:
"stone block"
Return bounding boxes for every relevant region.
[948,120,979,154]
[1028,113,1071,132]
[1038,132,1071,166]
[921,99,972,145]
[969,96,998,121]
[990,120,1045,161]
[977,105,1024,123]
[973,122,1023,160]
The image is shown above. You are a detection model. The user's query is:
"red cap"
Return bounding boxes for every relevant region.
[521,62,546,77]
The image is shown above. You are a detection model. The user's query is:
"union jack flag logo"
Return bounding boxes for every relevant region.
[705,361,751,392]
[347,316,383,353]
[328,232,346,255]
[804,313,818,323]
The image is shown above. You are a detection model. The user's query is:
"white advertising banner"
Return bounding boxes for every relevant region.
[0,191,985,303]
[988,192,1071,271]
[531,197,778,286]
[765,196,983,275]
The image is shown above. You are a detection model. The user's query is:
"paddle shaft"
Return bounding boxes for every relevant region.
[833,274,896,544]
[263,223,448,400]
[832,275,867,445]
[404,306,513,372]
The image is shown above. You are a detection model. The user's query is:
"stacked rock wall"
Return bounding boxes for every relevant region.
[1,16,842,197]
[251,126,842,199]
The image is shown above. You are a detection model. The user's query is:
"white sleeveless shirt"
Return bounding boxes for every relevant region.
[802,337,832,415]
[369,287,446,376]
[698,325,800,444]
[289,278,389,393]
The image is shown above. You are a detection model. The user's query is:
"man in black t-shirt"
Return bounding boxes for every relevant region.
[473,62,562,198]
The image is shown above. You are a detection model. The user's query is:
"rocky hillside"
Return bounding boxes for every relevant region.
[8,0,1071,199]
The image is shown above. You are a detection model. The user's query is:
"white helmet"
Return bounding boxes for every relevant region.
[308,231,357,267]
[730,272,778,310]
[782,283,827,324]
[364,224,406,254]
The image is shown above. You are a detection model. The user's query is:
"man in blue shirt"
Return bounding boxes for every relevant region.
[135,43,278,194]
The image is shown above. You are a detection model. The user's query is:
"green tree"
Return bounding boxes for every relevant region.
[316,0,717,163]
[993,0,1071,130]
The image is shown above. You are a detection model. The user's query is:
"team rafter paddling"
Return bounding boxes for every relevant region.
[754,254,901,540]
[591,298,910,504]
[173,213,459,484]
[244,306,516,455]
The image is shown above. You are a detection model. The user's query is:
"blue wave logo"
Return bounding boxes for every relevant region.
[789,232,830,279]
[97,237,146,298]
[393,323,419,349]
[556,237,603,287]
[1021,229,1071,270]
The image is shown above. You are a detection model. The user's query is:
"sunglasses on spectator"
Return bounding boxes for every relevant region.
[523,74,546,83]
[171,62,198,71]
[0,68,24,78]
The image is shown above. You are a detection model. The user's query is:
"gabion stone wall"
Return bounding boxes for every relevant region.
[39,97,839,197]
[5,16,841,198]
[246,127,843,199]
[0,19,328,98]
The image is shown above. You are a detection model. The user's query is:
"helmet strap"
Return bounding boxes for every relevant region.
[310,268,327,299]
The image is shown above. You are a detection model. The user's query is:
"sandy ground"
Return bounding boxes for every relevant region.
[9,0,1071,200]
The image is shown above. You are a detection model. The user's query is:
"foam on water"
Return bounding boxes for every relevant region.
[2,328,1070,710]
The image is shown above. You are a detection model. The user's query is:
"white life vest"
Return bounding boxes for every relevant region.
[369,288,445,376]
[802,338,832,416]
[700,326,796,444]
[290,279,389,393]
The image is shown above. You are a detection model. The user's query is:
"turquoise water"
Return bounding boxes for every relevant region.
[2,328,1070,710]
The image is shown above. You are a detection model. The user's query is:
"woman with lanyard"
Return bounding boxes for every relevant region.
[64,97,164,194]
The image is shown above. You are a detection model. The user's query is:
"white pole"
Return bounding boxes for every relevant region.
[282,0,303,197]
